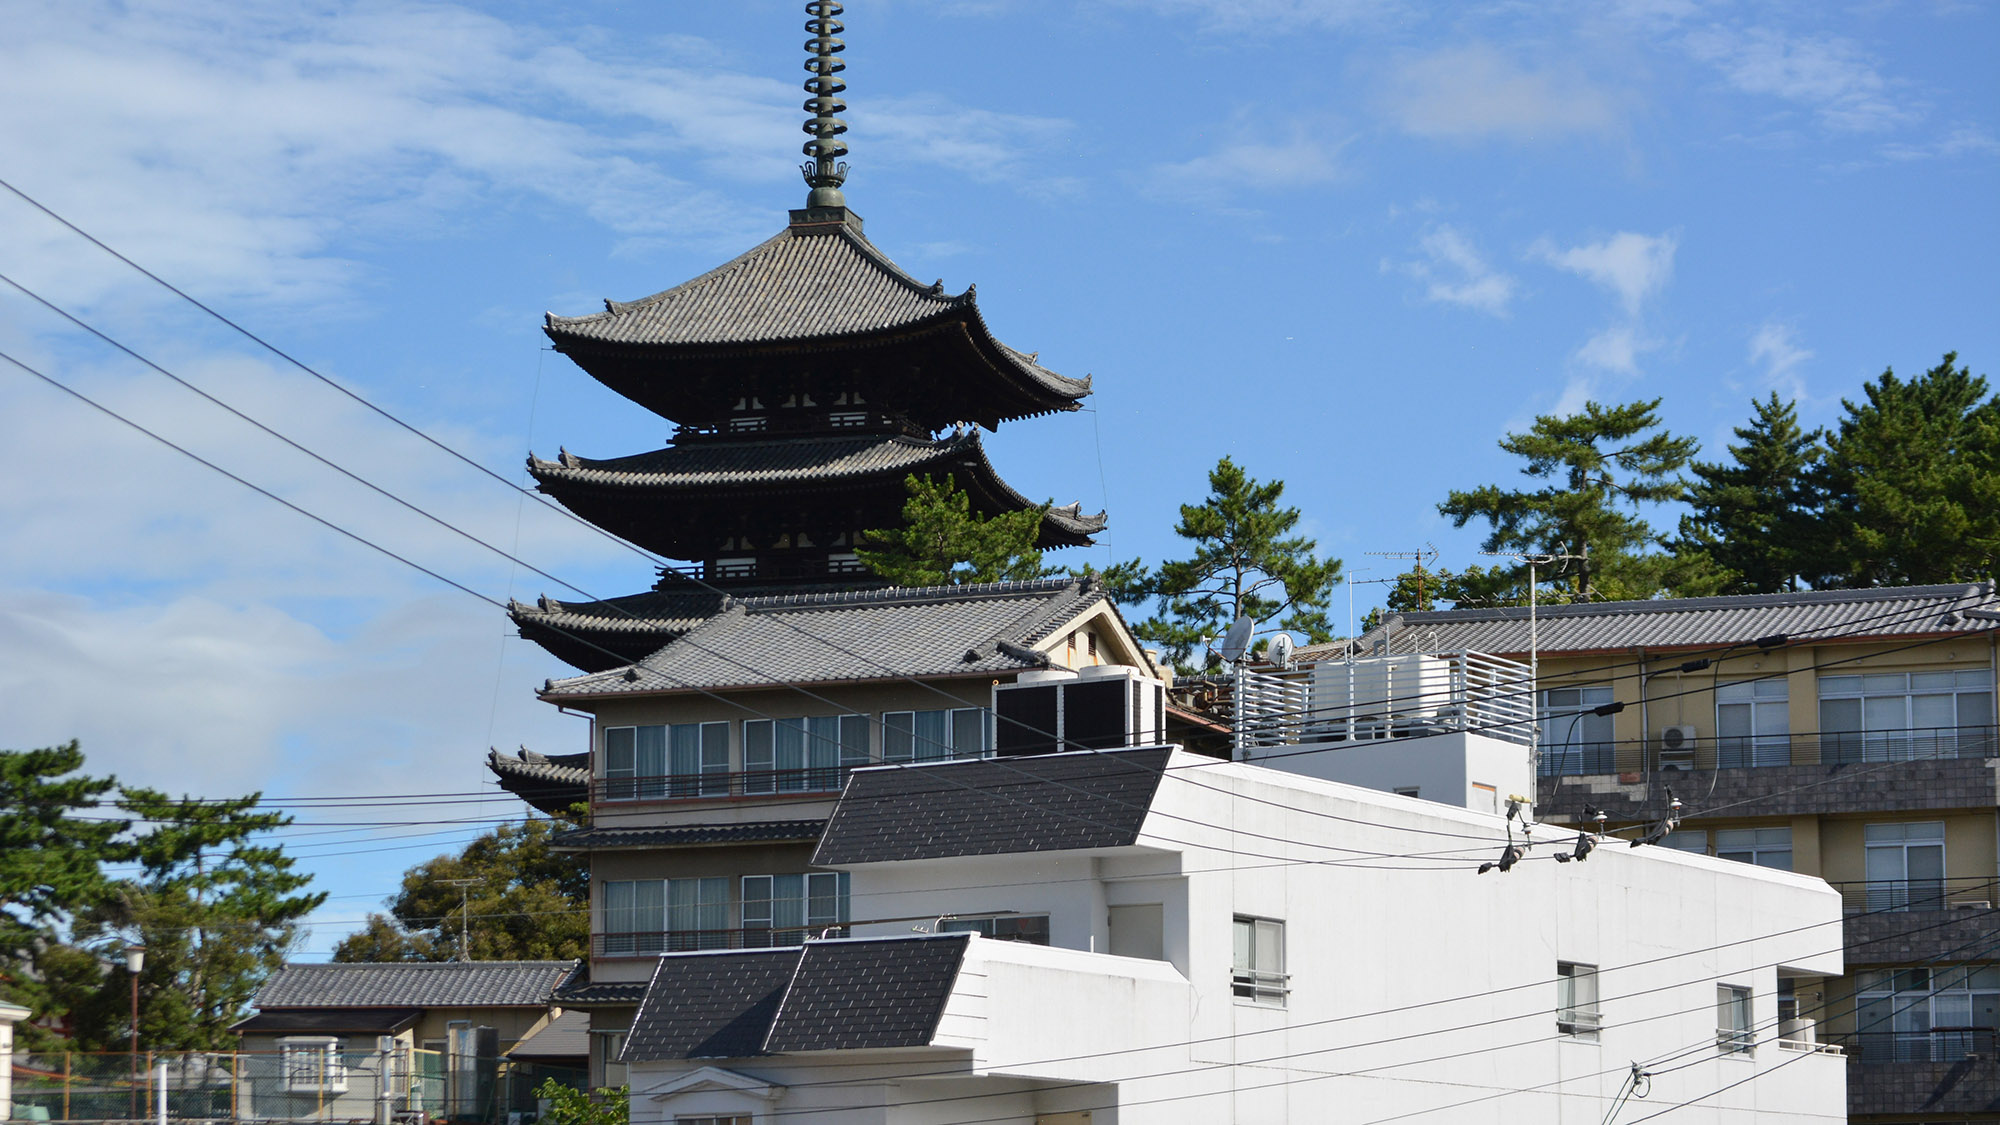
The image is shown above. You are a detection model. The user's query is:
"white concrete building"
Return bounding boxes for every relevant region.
[622,747,1845,1123]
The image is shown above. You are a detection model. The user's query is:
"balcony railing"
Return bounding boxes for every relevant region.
[595,925,848,957]
[1828,876,2000,915]
[1830,1027,1998,1063]
[599,766,858,802]
[1557,1008,1603,1038]
[1538,725,2000,776]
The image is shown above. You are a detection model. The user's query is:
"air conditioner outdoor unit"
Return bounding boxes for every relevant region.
[1952,900,1993,911]
[1661,725,1697,752]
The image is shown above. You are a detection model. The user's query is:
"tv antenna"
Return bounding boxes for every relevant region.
[1363,544,1440,608]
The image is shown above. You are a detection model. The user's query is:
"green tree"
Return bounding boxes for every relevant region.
[332,819,587,963]
[1440,399,1697,601]
[71,790,327,1050]
[535,1078,628,1124]
[1127,457,1342,671]
[1676,393,1826,593]
[857,474,1053,586]
[1816,352,2000,586]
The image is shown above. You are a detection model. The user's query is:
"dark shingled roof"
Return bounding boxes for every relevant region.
[542,578,1108,699]
[232,1008,421,1035]
[551,963,648,1008]
[813,747,1171,866]
[1343,582,1999,658]
[623,936,969,1062]
[551,821,826,852]
[542,222,1085,396]
[487,748,591,815]
[255,962,575,1009]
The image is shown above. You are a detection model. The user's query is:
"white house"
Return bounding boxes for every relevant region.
[620,747,1846,1123]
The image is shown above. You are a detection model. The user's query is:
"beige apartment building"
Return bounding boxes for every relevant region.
[1341,582,2000,1122]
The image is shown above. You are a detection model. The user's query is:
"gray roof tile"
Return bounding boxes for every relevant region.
[622,936,968,1062]
[813,747,1170,866]
[1348,583,1998,657]
[254,962,575,1009]
[551,821,826,852]
[541,578,1107,699]
[231,1008,422,1035]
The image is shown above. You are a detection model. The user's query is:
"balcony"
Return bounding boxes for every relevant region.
[594,926,848,958]
[1536,728,2000,821]
[1831,1028,2000,1117]
[598,766,858,802]
[1832,877,2000,965]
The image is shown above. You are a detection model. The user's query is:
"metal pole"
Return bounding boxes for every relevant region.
[129,973,140,1121]
[156,1061,166,1125]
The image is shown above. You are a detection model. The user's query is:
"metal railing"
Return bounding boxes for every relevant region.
[599,765,859,801]
[1827,876,2000,915]
[1232,650,1537,752]
[6,1050,585,1124]
[1231,968,1290,1005]
[1535,724,2000,776]
[1831,1027,1999,1063]
[1557,1008,1603,1037]
[595,925,848,957]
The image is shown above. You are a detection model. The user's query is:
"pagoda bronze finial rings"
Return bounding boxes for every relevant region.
[805,0,844,17]
[804,35,846,55]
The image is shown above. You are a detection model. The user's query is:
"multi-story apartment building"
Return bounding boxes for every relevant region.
[1335,581,2000,1122]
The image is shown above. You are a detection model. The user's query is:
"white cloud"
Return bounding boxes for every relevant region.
[1387,224,1518,316]
[1573,323,1660,376]
[1147,119,1350,205]
[1529,231,1678,318]
[1880,125,2000,162]
[1682,25,1914,133]
[1378,45,1622,142]
[1098,0,1406,34]
[1748,321,1812,398]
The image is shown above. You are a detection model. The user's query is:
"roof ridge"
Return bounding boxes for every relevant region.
[1394,581,1993,626]
[737,576,1078,612]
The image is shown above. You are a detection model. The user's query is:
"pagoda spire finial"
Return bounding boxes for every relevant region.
[799,1,850,208]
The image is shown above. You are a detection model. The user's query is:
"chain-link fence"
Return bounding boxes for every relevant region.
[10,1050,586,1124]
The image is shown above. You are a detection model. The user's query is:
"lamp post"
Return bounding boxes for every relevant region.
[125,945,145,1122]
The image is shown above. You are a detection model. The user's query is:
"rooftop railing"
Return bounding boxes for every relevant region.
[1233,650,1537,751]
[1826,876,2000,915]
[1537,724,1999,776]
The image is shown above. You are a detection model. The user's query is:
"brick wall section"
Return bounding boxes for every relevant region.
[1850,1057,2000,1116]
[1537,758,2000,823]
[1846,908,2000,966]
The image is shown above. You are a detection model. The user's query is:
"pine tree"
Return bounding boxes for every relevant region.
[1677,393,1825,593]
[1128,457,1341,671]
[1439,399,1697,600]
[332,819,587,963]
[856,474,1053,586]
[1817,352,2000,586]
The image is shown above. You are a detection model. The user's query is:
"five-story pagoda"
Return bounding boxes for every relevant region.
[511,1,1105,673]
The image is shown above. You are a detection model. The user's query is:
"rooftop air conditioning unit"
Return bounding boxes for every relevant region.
[1659,725,1697,771]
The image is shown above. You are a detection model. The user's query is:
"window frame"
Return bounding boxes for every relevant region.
[882,707,992,763]
[1818,670,1995,762]
[1556,962,1601,1040]
[601,721,730,800]
[1231,915,1289,1006]
[1717,984,1754,1055]
[601,876,731,953]
[741,714,868,794]
[741,872,849,945]
[938,914,1052,945]
[280,1036,349,1093]
[1538,686,1616,776]
[1715,679,1791,768]
[1714,826,1793,871]
[1863,821,1947,911]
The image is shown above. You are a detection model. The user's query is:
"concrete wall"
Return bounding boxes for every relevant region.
[1243,730,1534,816]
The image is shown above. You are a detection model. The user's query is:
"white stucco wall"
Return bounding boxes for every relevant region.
[630,749,1845,1124]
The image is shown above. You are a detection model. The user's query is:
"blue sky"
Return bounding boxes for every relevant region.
[1,0,1994,956]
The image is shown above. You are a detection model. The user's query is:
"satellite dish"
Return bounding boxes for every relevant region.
[1266,632,1295,668]
[1218,615,1255,663]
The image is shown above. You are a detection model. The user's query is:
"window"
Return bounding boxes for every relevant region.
[1864,822,1946,911]
[742,872,848,945]
[1660,829,1708,855]
[1715,827,1793,871]
[1717,985,1753,1054]
[742,715,867,793]
[592,1030,627,1091]
[1231,916,1288,1005]
[883,708,990,763]
[1557,963,1601,1040]
[1855,966,2000,1062]
[1393,786,1421,799]
[280,1038,348,1092]
[1819,670,1995,763]
[603,722,729,799]
[1539,686,1616,775]
[1716,680,1790,768]
[675,1118,750,1125]
[939,914,1051,944]
[602,877,730,952]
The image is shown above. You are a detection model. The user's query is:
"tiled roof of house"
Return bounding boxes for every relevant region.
[550,963,648,1008]
[622,935,969,1062]
[551,821,827,852]
[813,747,1171,866]
[1345,583,1998,658]
[231,1007,422,1035]
[540,578,1109,699]
[510,587,727,640]
[254,962,575,1009]
[486,748,591,816]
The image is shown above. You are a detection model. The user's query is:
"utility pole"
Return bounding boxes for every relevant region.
[442,879,479,961]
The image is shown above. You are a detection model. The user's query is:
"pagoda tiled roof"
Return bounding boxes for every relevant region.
[540,215,1089,427]
[486,747,591,815]
[525,430,1106,547]
[508,585,730,671]
[540,577,1109,700]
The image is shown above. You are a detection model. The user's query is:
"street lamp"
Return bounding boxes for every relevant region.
[125,945,145,1121]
